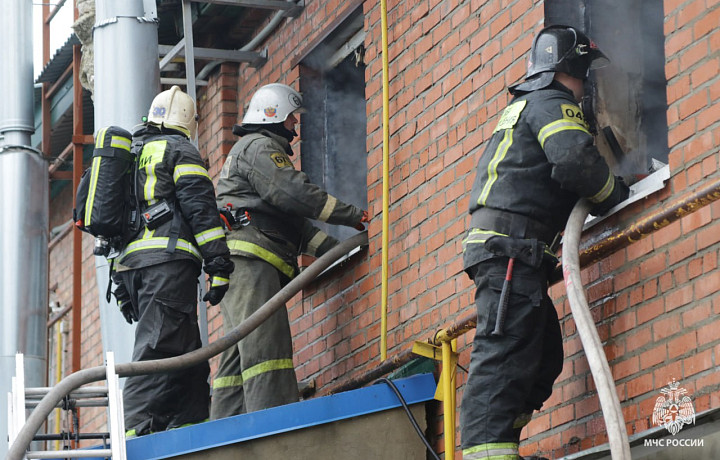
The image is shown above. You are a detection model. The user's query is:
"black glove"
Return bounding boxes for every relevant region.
[590,176,630,216]
[113,281,137,324]
[203,256,234,306]
[203,274,230,305]
[204,255,235,275]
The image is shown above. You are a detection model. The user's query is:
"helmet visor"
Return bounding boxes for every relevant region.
[588,47,610,70]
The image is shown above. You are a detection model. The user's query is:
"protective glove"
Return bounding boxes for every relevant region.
[354,210,370,231]
[203,256,235,306]
[589,176,631,216]
[113,281,137,324]
[203,274,230,306]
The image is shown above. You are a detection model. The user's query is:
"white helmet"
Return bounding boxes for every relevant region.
[147,85,198,140]
[242,83,304,125]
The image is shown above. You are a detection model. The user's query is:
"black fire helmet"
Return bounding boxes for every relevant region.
[510,24,609,93]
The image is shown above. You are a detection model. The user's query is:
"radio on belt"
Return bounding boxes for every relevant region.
[142,200,173,229]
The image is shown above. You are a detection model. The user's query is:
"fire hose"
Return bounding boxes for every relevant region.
[6,231,368,460]
[562,199,631,460]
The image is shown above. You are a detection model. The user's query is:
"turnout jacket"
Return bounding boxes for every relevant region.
[216,128,364,279]
[118,127,230,269]
[464,82,627,269]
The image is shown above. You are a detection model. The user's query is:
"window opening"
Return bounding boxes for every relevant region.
[299,10,367,242]
[545,0,670,223]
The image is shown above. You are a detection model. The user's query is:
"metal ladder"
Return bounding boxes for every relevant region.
[8,352,127,460]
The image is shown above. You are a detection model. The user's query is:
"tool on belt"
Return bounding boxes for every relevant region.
[219,204,250,231]
[491,257,515,337]
[490,257,515,336]
[485,235,548,336]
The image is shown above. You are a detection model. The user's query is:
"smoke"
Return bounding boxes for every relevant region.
[587,0,669,176]
[301,48,368,241]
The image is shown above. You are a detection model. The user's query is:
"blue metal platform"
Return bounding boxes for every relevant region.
[121,372,436,460]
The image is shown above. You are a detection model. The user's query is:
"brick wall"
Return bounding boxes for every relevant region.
[522,0,720,458]
[194,0,720,459]
[194,0,546,457]
[44,0,720,457]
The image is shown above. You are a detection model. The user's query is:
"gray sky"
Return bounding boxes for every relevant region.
[33,1,74,79]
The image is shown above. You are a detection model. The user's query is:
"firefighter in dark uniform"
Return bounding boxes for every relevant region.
[460,26,630,460]
[112,86,234,436]
[210,83,369,419]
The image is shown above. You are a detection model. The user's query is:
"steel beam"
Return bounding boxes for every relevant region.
[159,44,267,67]
[189,0,299,12]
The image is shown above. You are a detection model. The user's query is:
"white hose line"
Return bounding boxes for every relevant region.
[562,199,631,460]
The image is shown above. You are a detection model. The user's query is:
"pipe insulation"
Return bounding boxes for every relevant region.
[562,199,631,460]
[6,232,368,460]
[72,0,96,94]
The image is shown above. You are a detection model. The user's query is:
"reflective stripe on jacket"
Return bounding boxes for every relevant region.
[216,129,363,276]
[464,82,624,270]
[118,127,229,269]
[468,82,618,234]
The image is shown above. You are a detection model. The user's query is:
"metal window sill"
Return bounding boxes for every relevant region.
[584,164,671,230]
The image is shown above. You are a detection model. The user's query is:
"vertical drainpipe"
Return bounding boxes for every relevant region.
[92,0,160,366]
[0,0,49,457]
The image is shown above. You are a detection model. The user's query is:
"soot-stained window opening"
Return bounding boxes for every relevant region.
[299,8,368,243]
[546,0,670,216]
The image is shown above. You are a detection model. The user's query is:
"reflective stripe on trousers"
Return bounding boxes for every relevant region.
[462,442,519,460]
[212,358,295,390]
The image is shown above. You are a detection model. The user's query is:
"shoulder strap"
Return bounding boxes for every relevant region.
[130,139,145,234]
[164,199,182,254]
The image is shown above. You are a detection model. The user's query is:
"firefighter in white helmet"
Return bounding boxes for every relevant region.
[112,85,233,436]
[210,83,369,418]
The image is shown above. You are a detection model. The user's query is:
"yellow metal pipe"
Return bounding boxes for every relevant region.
[379,0,390,361]
[442,340,455,458]
[451,338,457,425]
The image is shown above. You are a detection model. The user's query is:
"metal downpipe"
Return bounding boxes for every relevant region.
[562,199,631,460]
[92,0,160,367]
[0,1,48,457]
[380,0,390,361]
[6,232,368,460]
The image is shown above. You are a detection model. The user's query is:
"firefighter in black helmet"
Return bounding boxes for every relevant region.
[460,25,629,460]
[210,83,369,419]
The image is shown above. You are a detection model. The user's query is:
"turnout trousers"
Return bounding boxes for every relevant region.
[116,259,210,436]
[461,257,563,459]
[209,255,299,419]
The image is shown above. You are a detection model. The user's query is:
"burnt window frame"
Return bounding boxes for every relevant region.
[297,7,368,243]
[545,1,671,222]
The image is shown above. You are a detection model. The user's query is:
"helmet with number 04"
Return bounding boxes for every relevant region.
[512,25,610,92]
[242,83,305,125]
[147,85,198,140]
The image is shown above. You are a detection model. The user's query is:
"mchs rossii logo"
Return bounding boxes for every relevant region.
[644,379,703,448]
